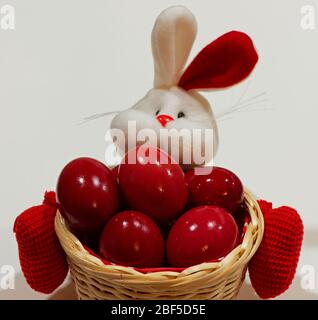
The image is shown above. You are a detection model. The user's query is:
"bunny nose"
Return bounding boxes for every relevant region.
[156,114,174,127]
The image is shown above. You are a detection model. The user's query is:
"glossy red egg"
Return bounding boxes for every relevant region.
[111,165,129,210]
[167,206,239,267]
[99,210,164,268]
[185,166,244,214]
[118,146,188,223]
[56,157,119,232]
[110,165,119,182]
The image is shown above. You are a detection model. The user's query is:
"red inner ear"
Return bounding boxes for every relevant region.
[178,31,258,90]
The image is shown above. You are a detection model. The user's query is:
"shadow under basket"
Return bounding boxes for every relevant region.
[54,189,264,300]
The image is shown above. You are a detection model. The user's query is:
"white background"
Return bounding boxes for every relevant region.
[0,0,317,299]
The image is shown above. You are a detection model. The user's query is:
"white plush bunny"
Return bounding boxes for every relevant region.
[111,6,258,167]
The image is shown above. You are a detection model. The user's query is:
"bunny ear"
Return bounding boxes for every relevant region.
[178,31,259,91]
[152,6,197,88]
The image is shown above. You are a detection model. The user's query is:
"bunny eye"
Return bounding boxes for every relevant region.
[177,111,185,118]
[155,110,160,116]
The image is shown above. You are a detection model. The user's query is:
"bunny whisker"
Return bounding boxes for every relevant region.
[78,110,120,125]
[216,90,270,120]
[227,92,268,112]
[217,104,272,118]
[234,79,252,106]
[234,106,275,114]
[233,91,267,109]
[217,116,235,122]
[84,111,120,120]
[217,99,273,120]
[231,99,269,111]
[217,100,268,119]
[217,106,274,123]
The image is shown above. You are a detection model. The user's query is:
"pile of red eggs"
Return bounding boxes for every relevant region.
[56,146,247,269]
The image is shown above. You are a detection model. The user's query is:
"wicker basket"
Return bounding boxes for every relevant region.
[55,189,264,300]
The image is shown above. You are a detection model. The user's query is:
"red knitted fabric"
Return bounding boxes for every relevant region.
[13,191,68,294]
[249,200,304,299]
[178,31,258,90]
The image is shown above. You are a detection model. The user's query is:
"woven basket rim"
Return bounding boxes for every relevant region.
[55,189,264,279]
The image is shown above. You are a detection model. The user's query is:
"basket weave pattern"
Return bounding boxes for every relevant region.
[55,190,264,300]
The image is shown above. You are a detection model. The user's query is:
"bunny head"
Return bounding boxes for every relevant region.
[111,6,258,167]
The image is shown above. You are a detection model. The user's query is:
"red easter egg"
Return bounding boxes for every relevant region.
[99,210,164,268]
[110,165,128,210]
[111,165,119,182]
[186,166,244,213]
[167,206,239,267]
[56,157,119,232]
[118,146,188,223]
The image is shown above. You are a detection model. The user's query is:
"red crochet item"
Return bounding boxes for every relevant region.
[13,192,303,298]
[249,200,304,299]
[178,31,258,90]
[13,191,68,294]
